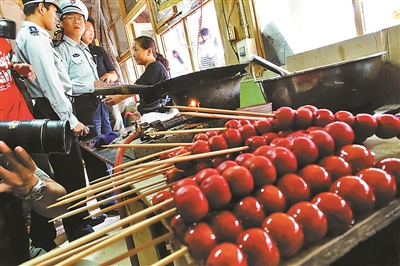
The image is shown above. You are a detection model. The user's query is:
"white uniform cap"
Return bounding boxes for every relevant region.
[23,0,62,13]
[58,0,88,20]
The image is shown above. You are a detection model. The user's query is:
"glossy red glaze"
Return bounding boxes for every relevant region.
[215,160,238,174]
[236,228,280,266]
[193,168,219,185]
[307,129,335,159]
[318,155,352,181]
[353,113,378,143]
[298,164,332,196]
[174,185,209,223]
[245,135,267,152]
[264,146,298,176]
[329,175,375,214]
[224,119,241,129]
[238,124,257,142]
[376,114,400,139]
[287,202,328,245]
[193,133,209,142]
[209,210,243,243]
[170,214,190,244]
[314,109,335,127]
[233,196,266,229]
[208,135,229,151]
[206,243,248,266]
[223,128,244,148]
[165,167,185,183]
[311,192,354,235]
[300,104,318,114]
[234,152,255,166]
[269,137,291,148]
[261,132,279,144]
[262,212,304,258]
[222,165,254,197]
[253,119,273,135]
[242,155,277,187]
[337,144,375,174]
[254,185,286,215]
[334,110,355,127]
[151,190,174,215]
[288,136,319,168]
[277,173,311,207]
[274,106,296,131]
[200,174,232,209]
[375,157,400,191]
[294,107,314,129]
[184,222,217,261]
[356,168,397,207]
[324,121,355,150]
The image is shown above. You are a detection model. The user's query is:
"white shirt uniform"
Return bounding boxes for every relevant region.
[14,21,79,129]
[54,35,98,96]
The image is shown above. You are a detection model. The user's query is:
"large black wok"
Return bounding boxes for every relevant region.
[95,63,249,110]
[251,52,387,112]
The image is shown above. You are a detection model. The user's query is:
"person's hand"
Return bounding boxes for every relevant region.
[94,80,106,87]
[0,141,38,198]
[103,94,129,106]
[100,73,118,84]
[13,63,36,81]
[72,122,88,137]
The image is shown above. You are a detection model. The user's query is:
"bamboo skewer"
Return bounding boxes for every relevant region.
[152,246,190,266]
[168,105,275,117]
[106,146,184,173]
[113,146,249,172]
[100,231,174,266]
[85,181,174,219]
[22,199,175,266]
[146,127,227,136]
[38,233,112,265]
[102,142,192,148]
[55,208,177,266]
[179,111,269,121]
[52,163,171,206]
[68,176,167,210]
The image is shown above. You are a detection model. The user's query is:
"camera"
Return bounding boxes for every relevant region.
[0,18,16,39]
[0,119,72,154]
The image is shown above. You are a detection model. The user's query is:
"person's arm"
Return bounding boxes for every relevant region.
[103,94,133,106]
[12,63,36,81]
[0,141,67,218]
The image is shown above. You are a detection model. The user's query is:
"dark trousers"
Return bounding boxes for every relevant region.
[33,98,88,241]
[73,95,110,183]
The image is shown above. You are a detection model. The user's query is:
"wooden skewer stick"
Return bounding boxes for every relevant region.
[102,146,183,176]
[152,246,189,266]
[146,127,227,136]
[107,151,189,179]
[68,176,166,210]
[179,111,269,121]
[50,163,170,207]
[37,233,112,265]
[102,142,192,148]
[100,231,174,266]
[168,105,275,117]
[54,208,177,266]
[118,146,249,172]
[85,181,174,219]
[23,199,175,266]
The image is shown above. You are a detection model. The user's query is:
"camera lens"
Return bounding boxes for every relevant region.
[0,119,72,154]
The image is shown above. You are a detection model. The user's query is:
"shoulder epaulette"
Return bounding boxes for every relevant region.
[29,26,39,36]
[52,39,65,48]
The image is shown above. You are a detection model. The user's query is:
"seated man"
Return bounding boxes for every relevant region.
[0,141,67,265]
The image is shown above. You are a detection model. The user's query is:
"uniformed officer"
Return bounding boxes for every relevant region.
[55,0,118,210]
[15,0,106,242]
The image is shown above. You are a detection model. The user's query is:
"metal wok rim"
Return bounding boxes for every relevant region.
[256,51,387,82]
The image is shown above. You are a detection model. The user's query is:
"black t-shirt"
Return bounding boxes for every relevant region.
[88,44,116,78]
[135,60,169,86]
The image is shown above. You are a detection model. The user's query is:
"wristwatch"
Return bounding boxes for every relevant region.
[24,178,48,202]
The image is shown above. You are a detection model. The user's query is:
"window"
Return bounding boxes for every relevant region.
[253,0,356,65]
[361,0,400,33]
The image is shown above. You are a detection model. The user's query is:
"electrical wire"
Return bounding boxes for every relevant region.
[221,1,239,60]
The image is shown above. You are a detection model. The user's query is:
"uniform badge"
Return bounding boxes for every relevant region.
[70,0,76,3]
[73,53,80,57]
[29,26,39,36]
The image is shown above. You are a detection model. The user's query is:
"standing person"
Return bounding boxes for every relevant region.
[0,141,68,264]
[198,28,224,70]
[54,1,118,211]
[0,29,59,252]
[81,16,124,132]
[103,36,170,108]
[15,0,105,242]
